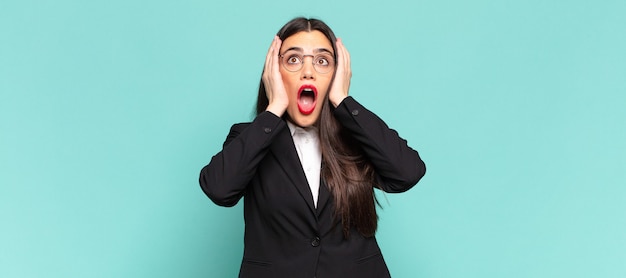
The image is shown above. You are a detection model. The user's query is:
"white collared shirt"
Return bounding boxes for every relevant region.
[287,121,322,208]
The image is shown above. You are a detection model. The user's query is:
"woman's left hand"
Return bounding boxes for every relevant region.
[328,38,351,107]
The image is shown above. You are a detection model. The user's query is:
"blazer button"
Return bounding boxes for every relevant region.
[311,237,320,247]
[264,127,272,133]
[351,109,359,116]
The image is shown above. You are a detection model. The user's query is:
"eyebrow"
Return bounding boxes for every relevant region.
[283,47,334,55]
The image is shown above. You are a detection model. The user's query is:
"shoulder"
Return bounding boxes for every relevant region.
[231,122,251,132]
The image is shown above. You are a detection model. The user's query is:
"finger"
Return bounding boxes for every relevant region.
[335,38,343,67]
[336,39,346,69]
[264,37,278,100]
[341,39,350,69]
[272,37,282,73]
[338,39,351,78]
[265,36,276,71]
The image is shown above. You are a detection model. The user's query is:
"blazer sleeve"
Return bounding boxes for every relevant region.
[333,96,426,193]
[199,111,286,207]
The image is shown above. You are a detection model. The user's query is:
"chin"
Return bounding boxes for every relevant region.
[291,118,316,128]
[288,112,321,128]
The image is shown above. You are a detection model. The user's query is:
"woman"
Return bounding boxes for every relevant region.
[200,17,426,278]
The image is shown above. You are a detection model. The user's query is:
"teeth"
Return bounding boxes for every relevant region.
[302,88,313,92]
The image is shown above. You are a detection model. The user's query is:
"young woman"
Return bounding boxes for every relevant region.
[199,17,426,278]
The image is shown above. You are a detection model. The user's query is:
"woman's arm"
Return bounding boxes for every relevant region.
[334,96,426,193]
[199,112,286,207]
[328,40,425,192]
[200,36,290,207]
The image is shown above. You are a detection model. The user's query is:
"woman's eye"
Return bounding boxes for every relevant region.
[316,58,329,66]
[287,56,301,64]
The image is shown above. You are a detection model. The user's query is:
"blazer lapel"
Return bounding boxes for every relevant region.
[316,178,331,216]
[270,126,316,213]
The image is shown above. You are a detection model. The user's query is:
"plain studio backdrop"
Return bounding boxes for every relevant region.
[1,0,625,277]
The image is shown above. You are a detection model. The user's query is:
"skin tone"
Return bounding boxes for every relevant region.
[263,31,351,127]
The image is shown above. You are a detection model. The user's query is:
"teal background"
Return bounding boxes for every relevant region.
[1,0,625,277]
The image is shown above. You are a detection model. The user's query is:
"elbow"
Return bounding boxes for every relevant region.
[411,159,426,185]
[381,159,426,193]
[399,156,427,188]
[209,195,240,207]
[199,168,241,207]
[398,151,427,190]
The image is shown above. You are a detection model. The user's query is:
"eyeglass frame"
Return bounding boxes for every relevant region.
[278,51,336,74]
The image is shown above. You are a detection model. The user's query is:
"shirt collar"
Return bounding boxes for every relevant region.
[286,121,318,137]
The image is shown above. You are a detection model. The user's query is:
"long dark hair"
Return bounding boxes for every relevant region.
[256,17,379,238]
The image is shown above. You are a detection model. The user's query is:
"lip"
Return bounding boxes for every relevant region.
[297,84,318,115]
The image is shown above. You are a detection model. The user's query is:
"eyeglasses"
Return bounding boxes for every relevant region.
[279,51,335,74]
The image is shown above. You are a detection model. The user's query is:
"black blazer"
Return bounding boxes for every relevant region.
[200,97,426,278]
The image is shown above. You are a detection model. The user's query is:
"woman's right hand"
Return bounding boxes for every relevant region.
[263,36,289,117]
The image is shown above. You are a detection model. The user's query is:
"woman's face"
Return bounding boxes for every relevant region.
[279,30,334,127]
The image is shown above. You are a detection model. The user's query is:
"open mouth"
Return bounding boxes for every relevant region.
[297,84,318,115]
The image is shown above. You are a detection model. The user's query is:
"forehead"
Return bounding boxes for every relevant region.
[281,30,333,53]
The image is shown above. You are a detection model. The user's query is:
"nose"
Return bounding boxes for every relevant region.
[300,55,315,80]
